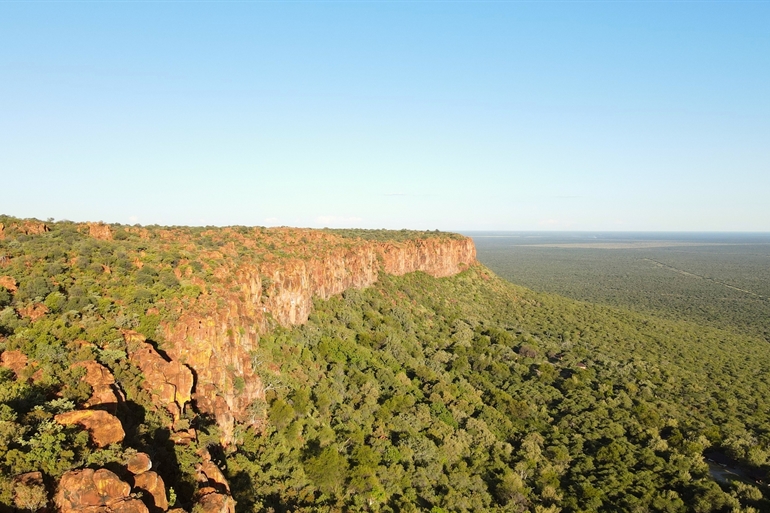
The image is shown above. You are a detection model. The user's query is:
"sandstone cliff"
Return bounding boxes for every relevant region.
[0,219,477,509]
[160,235,476,442]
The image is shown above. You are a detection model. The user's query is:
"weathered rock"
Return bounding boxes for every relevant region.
[14,471,43,487]
[133,471,168,511]
[17,303,48,321]
[88,222,113,241]
[0,275,17,292]
[196,450,229,493]
[111,499,151,513]
[55,409,125,447]
[170,429,197,446]
[19,221,49,236]
[74,360,119,412]
[380,238,475,277]
[194,492,235,513]
[56,469,147,513]
[124,331,193,423]
[0,349,29,377]
[126,452,153,475]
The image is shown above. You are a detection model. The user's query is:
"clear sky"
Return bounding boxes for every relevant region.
[1,1,768,231]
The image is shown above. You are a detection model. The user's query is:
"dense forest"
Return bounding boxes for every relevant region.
[228,270,770,512]
[1,217,770,512]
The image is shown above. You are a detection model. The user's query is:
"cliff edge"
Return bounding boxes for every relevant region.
[160,232,476,442]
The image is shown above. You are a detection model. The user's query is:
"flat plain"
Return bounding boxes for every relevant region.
[467,232,770,342]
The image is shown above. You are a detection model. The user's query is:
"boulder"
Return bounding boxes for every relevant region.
[74,360,119,412]
[133,471,168,511]
[196,450,229,493]
[194,492,235,513]
[55,410,125,447]
[170,429,196,445]
[56,469,145,513]
[0,350,29,377]
[126,452,153,475]
[110,499,151,513]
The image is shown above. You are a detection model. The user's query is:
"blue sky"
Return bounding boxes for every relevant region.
[1,1,768,231]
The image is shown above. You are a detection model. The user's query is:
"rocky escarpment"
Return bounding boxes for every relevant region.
[0,219,476,509]
[161,236,476,443]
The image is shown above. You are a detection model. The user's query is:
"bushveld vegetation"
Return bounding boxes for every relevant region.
[1,217,769,512]
[473,235,770,342]
[227,269,770,512]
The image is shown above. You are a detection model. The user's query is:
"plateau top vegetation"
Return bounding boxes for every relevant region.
[1,215,769,512]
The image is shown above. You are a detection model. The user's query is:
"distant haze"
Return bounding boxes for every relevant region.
[1,2,768,231]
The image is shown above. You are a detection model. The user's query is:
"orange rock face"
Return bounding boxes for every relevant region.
[133,471,168,511]
[88,222,114,241]
[74,360,119,412]
[380,238,476,277]
[19,221,49,236]
[0,275,17,292]
[55,409,125,447]
[125,331,194,422]
[0,350,29,377]
[196,449,230,493]
[195,491,235,513]
[56,469,148,513]
[0,220,48,239]
[126,453,153,475]
[160,235,476,443]
[17,303,49,321]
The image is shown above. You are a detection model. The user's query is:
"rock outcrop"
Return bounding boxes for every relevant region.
[56,469,148,513]
[0,275,17,292]
[73,360,119,412]
[0,220,48,239]
[17,303,48,321]
[126,453,153,475]
[194,490,235,513]
[125,331,194,423]
[88,222,114,241]
[0,350,29,377]
[132,472,168,511]
[196,449,229,494]
[55,410,126,447]
[19,221,49,236]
